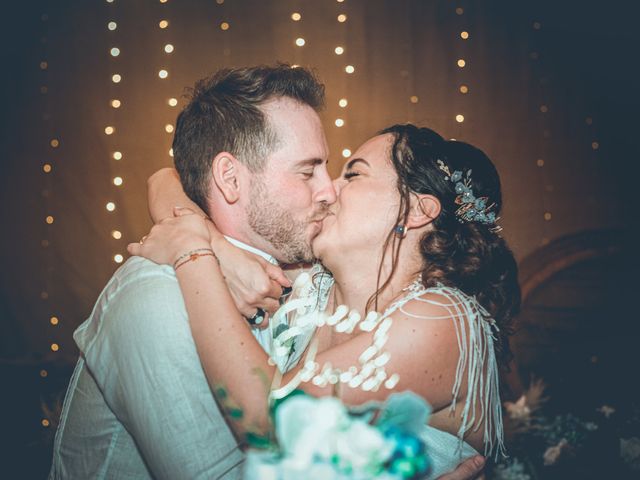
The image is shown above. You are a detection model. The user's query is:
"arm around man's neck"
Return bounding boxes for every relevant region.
[148,167,206,223]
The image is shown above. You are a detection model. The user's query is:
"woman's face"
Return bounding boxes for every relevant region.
[312,134,402,264]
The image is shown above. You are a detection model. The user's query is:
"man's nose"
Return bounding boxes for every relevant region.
[316,175,337,205]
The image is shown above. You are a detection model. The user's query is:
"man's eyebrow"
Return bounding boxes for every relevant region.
[295,158,325,167]
[345,158,370,170]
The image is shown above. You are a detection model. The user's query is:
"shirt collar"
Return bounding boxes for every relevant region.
[223,236,278,265]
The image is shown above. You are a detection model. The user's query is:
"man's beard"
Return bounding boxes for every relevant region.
[247,175,321,264]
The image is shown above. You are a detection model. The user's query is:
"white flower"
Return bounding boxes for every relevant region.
[275,395,394,475]
[504,395,531,422]
[493,458,531,480]
[334,420,394,471]
[276,395,349,467]
[621,437,640,471]
[543,438,568,466]
[597,405,615,418]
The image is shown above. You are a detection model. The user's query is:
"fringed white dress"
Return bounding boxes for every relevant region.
[255,265,504,479]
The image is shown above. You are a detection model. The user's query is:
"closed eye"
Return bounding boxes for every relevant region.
[344,171,360,180]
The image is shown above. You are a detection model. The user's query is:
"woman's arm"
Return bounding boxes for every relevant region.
[148,168,205,223]
[128,212,462,436]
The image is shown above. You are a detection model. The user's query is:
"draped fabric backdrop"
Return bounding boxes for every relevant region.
[0,0,637,476]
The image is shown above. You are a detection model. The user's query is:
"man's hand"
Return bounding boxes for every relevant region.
[435,455,485,480]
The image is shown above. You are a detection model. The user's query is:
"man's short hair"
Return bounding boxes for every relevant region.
[172,64,325,214]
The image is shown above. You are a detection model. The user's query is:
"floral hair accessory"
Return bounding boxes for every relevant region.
[436,159,502,232]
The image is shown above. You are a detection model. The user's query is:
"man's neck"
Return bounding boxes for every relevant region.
[223,235,278,265]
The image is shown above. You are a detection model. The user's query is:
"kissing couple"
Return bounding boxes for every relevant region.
[49,64,520,480]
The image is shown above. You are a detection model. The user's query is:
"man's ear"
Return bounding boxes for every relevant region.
[211,152,242,204]
[406,194,441,230]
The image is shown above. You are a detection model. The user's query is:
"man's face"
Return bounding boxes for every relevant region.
[246,97,336,263]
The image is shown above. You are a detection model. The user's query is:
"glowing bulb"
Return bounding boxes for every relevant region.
[457,59,466,68]
[45,216,54,224]
[337,14,347,22]
[40,61,48,70]
[113,176,123,186]
[410,96,419,104]
[455,114,465,123]
[456,7,464,15]
[104,126,114,135]
[544,212,552,221]
[338,98,348,107]
[342,148,351,158]
[112,74,121,83]
[168,98,178,107]
[112,230,122,239]
[460,31,469,39]
[40,369,48,377]
[537,159,545,167]
[345,65,355,74]
[592,141,599,150]
[50,139,59,148]
[42,419,50,427]
[106,202,116,212]
[459,85,469,94]
[291,12,301,21]
[113,151,122,160]
[108,22,117,31]
[165,124,174,133]
[50,343,59,352]
[220,22,230,30]
[159,20,168,29]
[114,254,124,263]
[164,44,174,53]
[295,38,305,46]
[50,316,59,325]
[43,164,52,173]
[335,46,344,55]
[111,99,121,108]
[335,118,344,127]
[540,105,548,113]
[158,69,168,79]
[110,47,120,57]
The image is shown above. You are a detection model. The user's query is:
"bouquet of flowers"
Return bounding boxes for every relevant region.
[243,390,432,480]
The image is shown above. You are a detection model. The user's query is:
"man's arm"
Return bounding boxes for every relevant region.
[81,264,243,479]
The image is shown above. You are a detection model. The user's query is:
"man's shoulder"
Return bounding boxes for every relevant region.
[113,256,177,286]
[74,257,186,355]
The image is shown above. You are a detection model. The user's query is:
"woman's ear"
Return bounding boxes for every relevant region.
[211,152,242,204]
[406,194,441,230]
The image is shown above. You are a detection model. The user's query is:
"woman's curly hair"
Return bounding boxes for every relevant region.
[369,124,521,368]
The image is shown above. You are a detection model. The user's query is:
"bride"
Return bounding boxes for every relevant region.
[129,124,520,478]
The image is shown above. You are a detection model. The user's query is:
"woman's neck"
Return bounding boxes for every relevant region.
[328,239,423,315]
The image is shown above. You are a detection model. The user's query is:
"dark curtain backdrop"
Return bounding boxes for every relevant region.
[0,0,637,475]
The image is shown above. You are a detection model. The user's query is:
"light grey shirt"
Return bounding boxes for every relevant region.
[49,242,279,479]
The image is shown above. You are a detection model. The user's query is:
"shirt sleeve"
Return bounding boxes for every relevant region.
[79,266,243,479]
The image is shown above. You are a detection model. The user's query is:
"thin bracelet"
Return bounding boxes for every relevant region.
[174,252,216,271]
[172,248,215,269]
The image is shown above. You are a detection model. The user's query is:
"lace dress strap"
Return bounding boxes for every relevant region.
[382,280,505,459]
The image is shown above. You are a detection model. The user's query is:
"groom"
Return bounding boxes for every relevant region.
[49,65,484,479]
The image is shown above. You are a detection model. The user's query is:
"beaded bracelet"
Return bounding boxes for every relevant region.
[173,248,216,270]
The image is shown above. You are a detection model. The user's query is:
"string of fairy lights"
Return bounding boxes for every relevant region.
[455,6,470,127]
[40,8,56,429]
[105,0,124,268]
[290,0,353,159]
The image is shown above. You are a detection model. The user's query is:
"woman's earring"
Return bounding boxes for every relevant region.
[394,224,407,237]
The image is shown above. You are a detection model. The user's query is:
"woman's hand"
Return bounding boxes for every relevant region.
[128,207,212,266]
[211,238,291,321]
